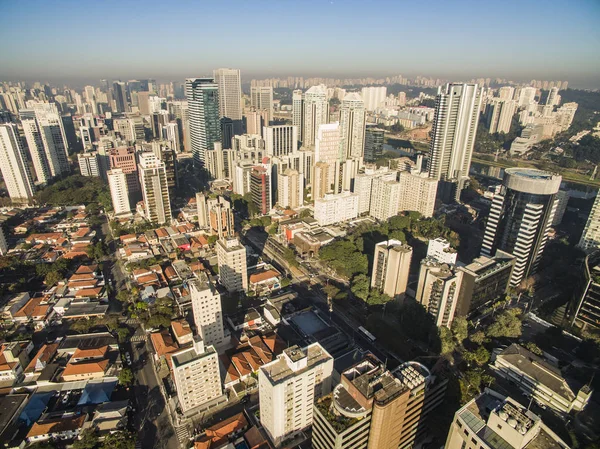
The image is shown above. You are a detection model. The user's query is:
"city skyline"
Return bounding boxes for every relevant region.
[1,0,599,88]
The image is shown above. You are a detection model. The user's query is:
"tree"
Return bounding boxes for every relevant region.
[463,346,490,366]
[350,274,370,301]
[207,235,218,245]
[280,277,291,288]
[72,429,100,449]
[323,283,340,299]
[118,367,134,386]
[299,209,311,218]
[366,289,391,305]
[28,443,57,449]
[451,317,468,344]
[524,342,543,356]
[282,247,299,268]
[470,331,486,345]
[101,431,136,449]
[44,270,63,287]
[115,326,130,342]
[486,309,522,339]
[439,326,456,355]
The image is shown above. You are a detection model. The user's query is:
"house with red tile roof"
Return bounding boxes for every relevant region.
[194,412,248,449]
[61,359,109,382]
[27,415,87,444]
[23,343,59,382]
[171,320,193,346]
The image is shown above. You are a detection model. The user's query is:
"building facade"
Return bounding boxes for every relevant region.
[216,237,248,293]
[185,78,221,167]
[314,192,359,226]
[138,152,172,224]
[189,274,225,347]
[371,240,412,298]
[0,123,35,204]
[213,68,242,121]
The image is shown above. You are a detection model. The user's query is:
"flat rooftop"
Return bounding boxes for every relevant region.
[261,343,331,385]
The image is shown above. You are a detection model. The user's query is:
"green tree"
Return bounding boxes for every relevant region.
[366,289,391,305]
[350,274,370,301]
[207,235,218,245]
[118,368,134,386]
[323,283,340,299]
[451,317,468,344]
[524,342,543,356]
[299,209,312,218]
[101,431,136,449]
[44,270,63,287]
[280,277,291,288]
[115,326,130,342]
[282,247,299,268]
[486,309,522,339]
[439,326,456,354]
[72,429,100,449]
[470,331,486,345]
[463,345,490,366]
[28,443,58,449]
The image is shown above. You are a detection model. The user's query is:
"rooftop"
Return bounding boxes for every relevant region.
[261,343,331,385]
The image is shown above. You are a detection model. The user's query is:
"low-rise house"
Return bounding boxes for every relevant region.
[23,343,58,383]
[62,302,109,320]
[263,305,281,326]
[26,414,87,444]
[1,292,31,321]
[150,329,180,369]
[171,320,193,346]
[248,267,282,295]
[12,295,53,328]
[0,341,33,386]
[61,358,110,382]
[82,400,129,437]
[194,412,249,449]
[227,309,262,331]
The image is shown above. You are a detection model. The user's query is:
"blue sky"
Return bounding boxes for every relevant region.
[1,0,599,87]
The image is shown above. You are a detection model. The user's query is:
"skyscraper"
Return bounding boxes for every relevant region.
[339,93,366,160]
[0,124,35,204]
[371,240,413,298]
[185,78,221,168]
[416,259,462,328]
[397,171,438,218]
[486,99,517,134]
[216,237,248,293]
[109,146,140,204]
[189,273,225,347]
[107,169,131,215]
[264,125,298,157]
[579,193,600,252]
[370,176,401,221]
[277,168,302,209]
[481,168,561,287]
[213,68,242,120]
[112,81,127,113]
[292,89,303,140]
[364,126,384,162]
[250,86,274,122]
[303,85,328,147]
[250,165,272,215]
[428,83,483,202]
[138,152,172,224]
[197,194,235,239]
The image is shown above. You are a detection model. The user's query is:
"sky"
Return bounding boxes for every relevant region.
[1,0,599,88]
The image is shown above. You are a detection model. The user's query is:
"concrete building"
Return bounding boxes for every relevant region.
[138,152,172,224]
[189,274,225,347]
[492,344,592,415]
[313,357,447,449]
[292,89,303,139]
[427,238,457,265]
[314,192,359,226]
[481,168,561,287]
[216,237,248,293]
[371,240,412,298]
[498,86,515,100]
[361,86,386,111]
[112,81,128,113]
[579,193,600,252]
[552,189,569,226]
[185,78,221,168]
[518,86,537,107]
[569,251,600,331]
[264,125,298,157]
[0,123,35,204]
[313,161,331,201]
[196,194,235,239]
[172,336,223,414]
[397,171,438,218]
[78,152,100,177]
[315,123,341,184]
[109,146,140,204]
[213,68,242,121]
[339,93,366,160]
[486,99,517,134]
[259,343,334,447]
[428,83,483,202]
[277,168,302,209]
[416,259,462,327]
[251,86,274,122]
[303,85,328,147]
[445,389,570,449]
[370,177,401,221]
[352,168,396,215]
[364,126,384,162]
[250,165,273,215]
[107,169,131,216]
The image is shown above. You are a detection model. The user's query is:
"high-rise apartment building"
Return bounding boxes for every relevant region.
[196,193,235,239]
[314,122,341,169]
[517,86,537,107]
[498,86,515,100]
[416,259,462,327]
[77,152,100,177]
[138,152,172,224]
[552,189,569,226]
[264,125,298,157]
[109,146,140,205]
[312,161,331,201]
[371,239,412,298]
[397,171,438,218]
[185,78,221,168]
[427,238,458,265]
[107,169,131,215]
[352,167,395,215]
[313,357,447,449]
[292,89,303,139]
[445,389,570,449]
[481,168,561,287]
[0,124,35,204]
[259,343,334,447]
[569,251,600,331]
[339,93,366,160]
[486,99,517,134]
[216,237,248,293]
[189,273,225,347]
[579,193,600,252]
[428,83,483,202]
[546,86,560,107]
[250,165,273,215]
[303,85,328,147]
[213,68,242,121]
[251,86,274,122]
[112,81,128,113]
[314,192,359,226]
[364,126,384,162]
[370,177,401,221]
[361,86,387,111]
[172,336,223,414]
[277,168,302,209]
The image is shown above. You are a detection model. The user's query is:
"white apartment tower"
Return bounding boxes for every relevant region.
[397,171,438,218]
[189,274,225,347]
[370,177,401,221]
[312,161,331,201]
[427,238,458,265]
[361,86,387,111]
[77,152,100,177]
[138,152,172,224]
[251,86,274,122]
[259,343,334,447]
[303,85,328,147]
[428,83,483,201]
[579,193,600,252]
[487,99,517,134]
[172,336,222,413]
[314,192,359,226]
[339,93,366,160]
[292,89,303,140]
[371,239,413,298]
[213,68,242,120]
[416,259,462,328]
[0,124,35,204]
[107,169,131,215]
[216,237,248,292]
[518,86,537,107]
[277,168,302,209]
[264,125,298,157]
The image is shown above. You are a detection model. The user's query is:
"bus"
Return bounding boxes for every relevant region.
[358,326,376,342]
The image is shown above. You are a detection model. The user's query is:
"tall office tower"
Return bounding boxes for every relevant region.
[149,142,178,194]
[427,237,458,265]
[416,259,462,327]
[77,152,100,177]
[371,239,413,298]
[481,168,561,287]
[185,78,221,168]
[339,93,366,160]
[486,99,517,134]
[138,152,172,224]
[112,81,127,113]
[259,343,333,447]
[250,86,274,122]
[361,86,387,111]
[364,126,384,162]
[84,85,97,114]
[312,357,447,449]
[277,168,302,209]
[250,165,273,215]
[314,123,341,174]
[264,125,298,157]
[569,252,600,331]
[314,192,359,226]
[428,83,483,202]
[445,390,570,449]
[397,171,438,218]
[221,117,234,149]
[197,195,235,239]
[303,85,328,147]
[137,91,150,115]
[313,161,331,201]
[498,86,515,100]
[292,89,303,140]
[189,273,225,346]
[0,124,35,204]
[21,103,70,182]
[546,87,560,107]
[172,336,223,413]
[370,177,401,221]
[216,237,248,293]
[151,111,169,138]
[213,68,242,120]
[579,193,600,252]
[162,122,181,153]
[107,169,131,215]
[517,86,537,107]
[109,146,140,203]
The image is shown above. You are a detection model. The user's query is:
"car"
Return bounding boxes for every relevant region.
[62,393,70,404]
[125,353,132,365]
